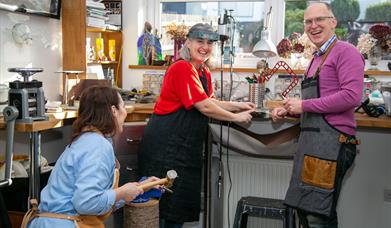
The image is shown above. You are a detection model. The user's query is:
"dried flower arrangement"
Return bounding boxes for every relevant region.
[276,38,292,58]
[298,33,317,59]
[277,32,314,59]
[357,24,391,57]
[165,22,189,40]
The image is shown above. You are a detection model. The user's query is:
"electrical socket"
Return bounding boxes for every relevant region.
[384,189,391,202]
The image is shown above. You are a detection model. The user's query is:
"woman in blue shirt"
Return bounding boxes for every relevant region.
[22,86,157,228]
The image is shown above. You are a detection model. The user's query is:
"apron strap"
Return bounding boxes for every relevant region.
[21,167,120,227]
[305,39,337,79]
[319,39,337,66]
[200,68,209,96]
[35,212,80,221]
[21,199,40,228]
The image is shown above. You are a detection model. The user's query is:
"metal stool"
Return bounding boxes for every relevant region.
[233,196,295,228]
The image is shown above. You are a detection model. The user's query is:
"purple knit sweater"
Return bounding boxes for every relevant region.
[302,41,364,135]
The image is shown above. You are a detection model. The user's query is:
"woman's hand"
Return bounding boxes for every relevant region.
[116,182,143,202]
[233,110,253,124]
[234,102,256,112]
[227,101,256,113]
[139,176,161,191]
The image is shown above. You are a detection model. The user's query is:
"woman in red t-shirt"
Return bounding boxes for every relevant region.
[138,23,255,228]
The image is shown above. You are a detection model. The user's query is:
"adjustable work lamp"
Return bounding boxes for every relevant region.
[252,6,277,58]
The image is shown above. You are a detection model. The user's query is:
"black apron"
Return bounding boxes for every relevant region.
[138,67,209,223]
[284,40,358,217]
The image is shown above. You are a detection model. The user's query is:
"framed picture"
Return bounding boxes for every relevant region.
[102,0,122,30]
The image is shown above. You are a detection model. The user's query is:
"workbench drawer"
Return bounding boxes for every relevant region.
[114,122,147,185]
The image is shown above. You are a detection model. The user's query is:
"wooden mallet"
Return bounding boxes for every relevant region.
[138,170,178,191]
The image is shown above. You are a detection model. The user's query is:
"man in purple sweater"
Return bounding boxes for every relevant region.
[272,2,364,228]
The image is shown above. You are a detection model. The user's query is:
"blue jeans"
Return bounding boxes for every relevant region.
[159,219,183,228]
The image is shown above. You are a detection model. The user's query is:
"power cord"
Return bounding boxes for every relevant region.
[226,122,232,228]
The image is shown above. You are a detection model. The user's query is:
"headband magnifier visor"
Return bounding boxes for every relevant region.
[187,30,219,42]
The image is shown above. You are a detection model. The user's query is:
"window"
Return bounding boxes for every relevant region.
[284,0,391,45]
[160,1,265,58]
[331,0,391,46]
[156,0,390,66]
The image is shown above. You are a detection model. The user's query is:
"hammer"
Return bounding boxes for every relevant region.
[138,170,178,192]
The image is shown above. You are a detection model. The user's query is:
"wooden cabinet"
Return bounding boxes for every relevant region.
[113,122,147,185]
[62,0,123,88]
[87,27,123,87]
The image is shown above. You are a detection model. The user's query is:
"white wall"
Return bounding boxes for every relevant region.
[0,11,62,101]
[0,11,65,170]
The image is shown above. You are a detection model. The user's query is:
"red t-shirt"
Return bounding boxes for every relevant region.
[154,60,214,115]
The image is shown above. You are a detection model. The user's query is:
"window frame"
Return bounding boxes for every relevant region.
[154,0,285,59]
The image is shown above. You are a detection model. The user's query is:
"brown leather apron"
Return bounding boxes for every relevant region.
[21,162,120,228]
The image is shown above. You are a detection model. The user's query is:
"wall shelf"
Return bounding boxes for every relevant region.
[87,27,121,33]
[88,61,119,65]
[128,65,391,76]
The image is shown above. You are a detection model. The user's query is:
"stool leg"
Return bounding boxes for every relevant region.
[239,212,248,228]
[0,193,11,228]
[283,207,296,228]
[233,201,245,228]
[233,204,250,228]
[233,210,249,228]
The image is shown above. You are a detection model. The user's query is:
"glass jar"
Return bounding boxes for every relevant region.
[368,46,382,69]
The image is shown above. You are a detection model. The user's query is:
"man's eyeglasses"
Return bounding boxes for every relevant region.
[303,16,334,26]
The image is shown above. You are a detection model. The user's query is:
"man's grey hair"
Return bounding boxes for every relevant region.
[308,1,335,17]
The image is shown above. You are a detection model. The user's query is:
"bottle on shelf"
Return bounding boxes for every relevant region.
[106,67,115,86]
[108,39,116,61]
[96,38,105,61]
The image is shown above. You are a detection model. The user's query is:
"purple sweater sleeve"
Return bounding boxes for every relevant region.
[302,42,364,114]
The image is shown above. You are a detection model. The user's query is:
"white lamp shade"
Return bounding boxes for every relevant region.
[252,30,277,58]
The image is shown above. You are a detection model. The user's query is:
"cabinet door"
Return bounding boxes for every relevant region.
[113,122,146,185]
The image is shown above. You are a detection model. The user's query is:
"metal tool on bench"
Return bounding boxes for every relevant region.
[5,67,48,205]
[8,68,47,123]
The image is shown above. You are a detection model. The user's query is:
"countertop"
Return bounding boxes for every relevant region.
[0,103,154,132]
[1,103,391,132]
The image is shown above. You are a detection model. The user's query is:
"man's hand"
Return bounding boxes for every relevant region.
[271,107,288,122]
[283,98,303,115]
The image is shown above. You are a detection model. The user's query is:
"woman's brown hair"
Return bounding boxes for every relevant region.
[70,86,120,143]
